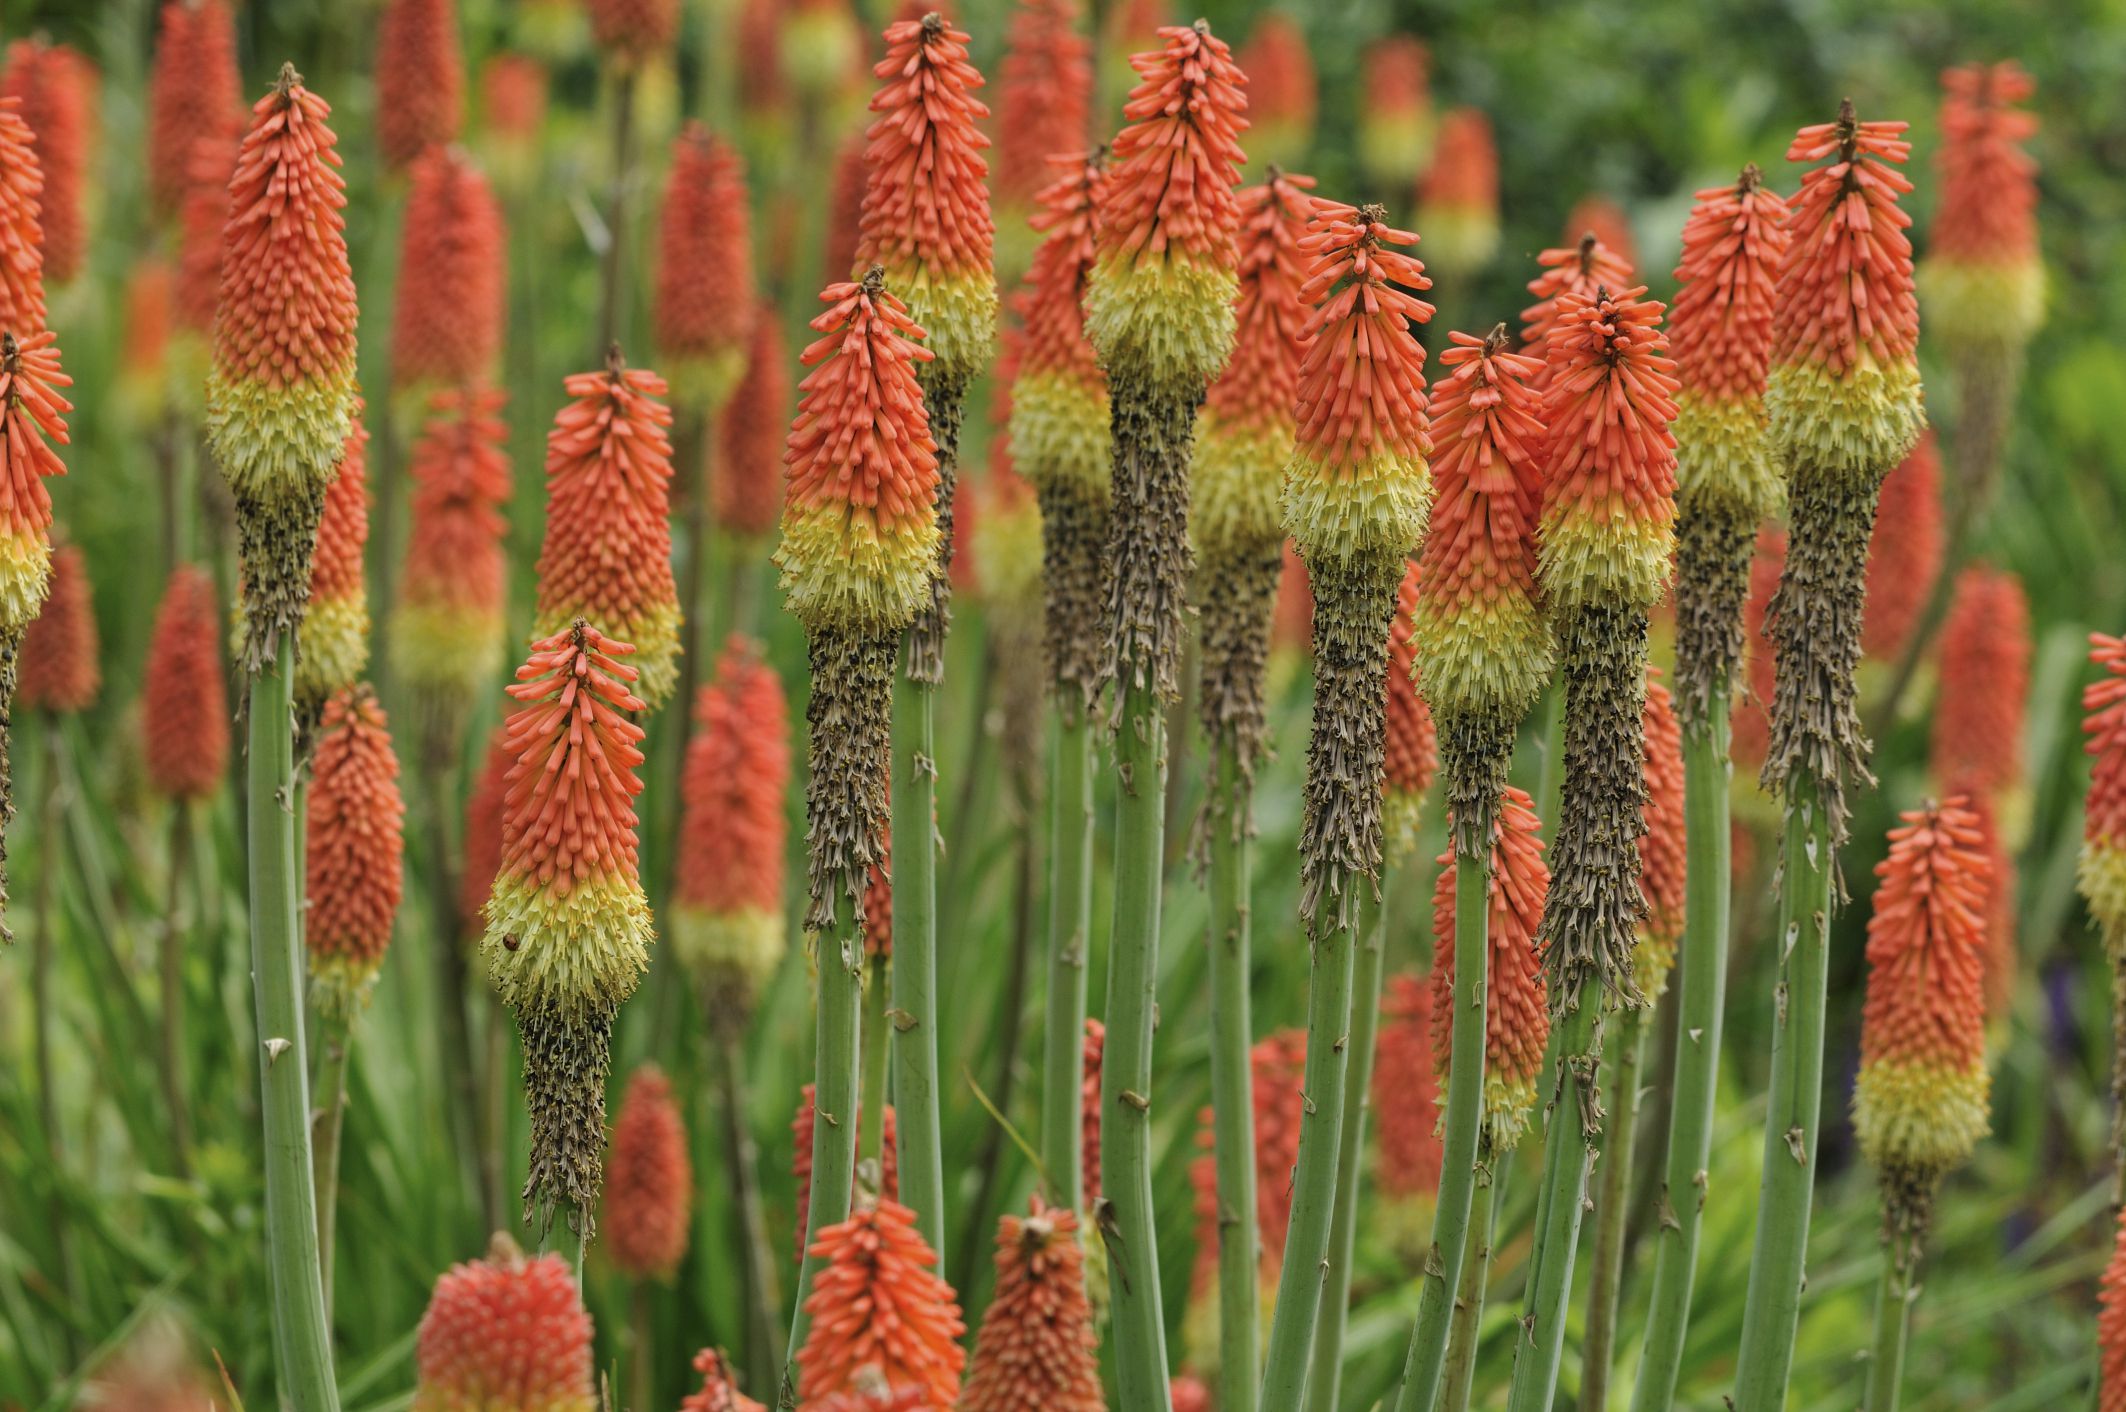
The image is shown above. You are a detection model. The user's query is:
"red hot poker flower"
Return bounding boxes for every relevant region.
[2084,634,2126,942]
[1922,62,2043,352]
[1521,235,1633,377]
[16,541,97,713]
[993,0,1093,216]
[793,1083,901,1264]
[798,1198,967,1408]
[411,1236,596,1412]
[1010,151,1109,507]
[1930,566,2031,802]
[0,330,72,631]
[1357,36,1433,189]
[603,1063,693,1280]
[395,386,512,717]
[1080,1018,1103,1212]
[683,1349,766,1412]
[174,137,233,345]
[1862,431,1943,661]
[1417,108,1499,279]
[1,42,87,286]
[2102,1207,2126,1412]
[0,96,45,336]
[394,147,506,394]
[1237,13,1316,169]
[298,413,372,710]
[656,125,756,408]
[143,564,230,801]
[459,727,509,934]
[717,296,790,539]
[148,0,242,220]
[961,1198,1103,1412]
[1373,973,1442,1198]
[1637,674,1688,998]
[305,687,406,1017]
[1564,197,1638,273]
[376,0,464,172]
[589,0,679,68]
[824,131,869,285]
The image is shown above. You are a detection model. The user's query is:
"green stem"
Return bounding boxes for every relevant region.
[783,889,863,1407]
[596,67,637,357]
[1393,847,1491,1412]
[1207,738,1261,1412]
[1102,683,1175,1412]
[1583,1012,1649,1412]
[714,1025,786,1395]
[247,638,341,1410]
[1730,776,1836,1411]
[1504,992,1602,1412]
[889,672,946,1260]
[1304,888,1390,1412]
[311,1012,353,1323]
[1864,1244,1915,1412]
[161,802,195,1178]
[1439,1154,1501,1412]
[1631,706,1736,1412]
[860,951,889,1164]
[630,1279,654,1412]
[1040,700,1097,1210]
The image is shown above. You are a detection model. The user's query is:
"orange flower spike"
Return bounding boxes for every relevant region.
[1636,674,1687,998]
[0,96,45,337]
[1357,36,1433,190]
[1921,62,2043,354]
[173,136,232,350]
[394,386,512,714]
[1430,786,1550,1152]
[1565,197,1638,274]
[376,0,464,172]
[460,727,510,934]
[16,541,94,714]
[791,1084,901,1263]
[1237,14,1316,170]
[590,0,679,68]
[603,1064,693,1280]
[1862,431,1943,661]
[1520,235,1634,379]
[823,131,869,285]
[1851,796,1993,1185]
[683,1349,767,1412]
[148,0,241,221]
[143,564,230,802]
[855,13,996,379]
[2082,634,2126,943]
[961,1198,1103,1412]
[715,298,791,541]
[1417,107,1499,281]
[1011,150,1110,512]
[1372,973,1442,1198]
[1,42,87,286]
[411,1236,596,1412]
[2101,1209,2126,1412]
[656,126,755,410]
[305,687,406,1017]
[298,413,372,711]
[1383,559,1439,859]
[1250,1028,1309,1264]
[393,147,506,397]
[0,330,71,630]
[532,353,683,710]
[1930,566,2031,803]
[798,1198,967,1408]
[993,0,1092,221]
[1080,1018,1104,1212]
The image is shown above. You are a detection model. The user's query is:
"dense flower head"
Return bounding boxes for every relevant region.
[148,0,242,220]
[1536,287,1679,613]
[1384,558,1439,856]
[1767,103,1924,480]
[0,330,72,629]
[2103,1208,2126,1412]
[395,386,510,715]
[1373,972,1441,1197]
[174,137,233,342]
[1565,197,1638,273]
[0,96,45,336]
[603,1063,693,1280]
[2084,634,2126,941]
[1085,21,1249,387]
[1636,674,1687,998]
[1282,202,1434,567]
[1411,326,1550,721]
[16,541,96,713]
[119,255,175,412]
[992,0,1092,215]
[716,298,791,538]
[376,0,465,171]
[483,54,549,145]
[1967,791,2017,1019]
[961,1198,1102,1412]
[411,1235,596,1412]
[1357,35,1433,188]
[854,13,996,376]
[1520,235,1633,376]
[793,1084,901,1264]
[394,146,507,394]
[480,623,653,1020]
[1080,1017,1103,1212]
[305,687,406,1016]
[1236,14,1316,169]
[825,130,869,285]
[777,272,941,634]
[297,413,372,709]
[1416,107,1498,278]
[143,564,229,801]
[1930,566,2030,802]
[1731,526,1784,770]
[2,42,87,286]
[1009,151,1109,505]
[1862,429,1943,661]
[1432,786,1550,1153]
[799,1197,967,1408]
[589,0,680,67]
[206,68,361,507]
[656,125,756,407]
[682,1349,766,1412]
[1922,62,2042,351]
[460,727,509,933]
[1852,796,1993,1179]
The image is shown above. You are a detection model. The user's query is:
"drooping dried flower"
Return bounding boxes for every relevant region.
[143,564,230,802]
[411,1235,596,1412]
[2,42,87,285]
[377,0,464,171]
[1416,107,1498,281]
[797,1198,967,1408]
[393,146,506,395]
[961,1198,1102,1412]
[1920,62,2043,355]
[16,541,96,714]
[1862,431,1944,663]
[604,1063,694,1280]
[656,125,756,410]
[147,0,242,220]
[305,687,406,1017]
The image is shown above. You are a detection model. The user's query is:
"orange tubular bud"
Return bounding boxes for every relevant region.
[297,414,372,711]
[1417,108,1499,281]
[2084,634,2126,943]
[1373,973,1442,1198]
[148,0,242,221]
[1564,197,1638,273]
[656,125,755,409]
[589,0,678,68]
[1921,62,2042,353]
[395,386,512,728]
[393,147,506,396]
[144,565,230,802]
[716,296,789,539]
[1930,566,2030,805]
[1237,14,1316,171]
[993,0,1092,223]
[1520,235,1633,379]
[603,1063,693,1280]
[1357,36,1433,190]
[1636,674,1687,998]
[412,1236,596,1412]
[459,727,509,934]
[305,687,406,1017]
[0,329,71,631]
[376,0,464,171]
[1,42,86,286]
[1862,432,1943,662]
[16,541,97,714]
[1383,559,1438,857]
[0,96,46,336]
[961,1198,1103,1412]
[793,1083,901,1265]
[798,1198,967,1408]
[683,1349,767,1412]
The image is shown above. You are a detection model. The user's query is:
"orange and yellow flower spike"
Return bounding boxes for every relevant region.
[683,1349,766,1412]
[393,147,505,399]
[2084,634,2126,946]
[1921,62,2042,356]
[1357,36,1433,191]
[0,96,45,337]
[1931,565,2031,812]
[962,1199,1103,1412]
[603,1063,693,1281]
[148,0,241,221]
[411,1235,596,1412]
[305,686,406,1017]
[655,124,755,412]
[1236,15,1315,171]
[993,0,1092,281]
[1,42,87,287]
[1416,107,1498,283]
[1521,234,1633,379]
[716,297,790,542]
[798,1198,967,1408]
[296,414,371,713]
[144,565,231,803]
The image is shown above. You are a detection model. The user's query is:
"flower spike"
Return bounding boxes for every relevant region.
[0,96,46,336]
[411,1235,595,1412]
[961,1198,1103,1412]
[1921,62,2042,355]
[603,1063,693,1280]
[297,414,372,712]
[144,565,231,802]
[148,0,242,220]
[1417,107,1499,281]
[656,125,755,410]
[16,540,96,714]
[305,686,406,1018]
[797,1198,967,1408]
[1,42,87,286]
[393,147,506,396]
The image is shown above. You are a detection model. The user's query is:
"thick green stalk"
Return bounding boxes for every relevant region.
[1040,701,1097,1208]
[1102,683,1175,1412]
[783,890,863,1407]
[247,639,341,1411]
[311,1012,354,1321]
[1207,737,1262,1412]
[1632,706,1736,1412]
[714,1025,786,1393]
[889,672,946,1259]
[860,951,890,1165]
[1505,994,1602,1412]
[1393,847,1491,1412]
[1864,1245,1915,1412]
[1730,777,1836,1410]
[1583,1013,1650,1411]
[1304,890,1390,1412]
[1439,1157,1501,1412]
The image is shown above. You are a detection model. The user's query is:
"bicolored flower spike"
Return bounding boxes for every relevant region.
[148,0,242,221]
[118,255,175,420]
[683,1349,766,1412]
[1931,565,2030,810]
[1967,791,2017,1020]
[411,1234,596,1412]
[144,564,230,802]
[376,0,464,172]
[854,13,996,381]
[0,96,46,336]
[1565,197,1639,274]
[1236,14,1315,170]
[16,541,97,714]
[1920,62,2042,355]
[1430,785,1550,1153]
[993,0,1092,274]
[1852,796,1992,1202]
[1086,21,1249,390]
[1520,235,1633,378]
[393,146,506,396]
[2079,634,2126,944]
[1384,559,1439,859]
[1416,107,1498,281]
[459,727,509,934]
[395,386,511,733]
[480,53,548,188]
[1862,432,1943,662]
[305,686,406,1017]
[674,636,791,1015]
[1357,36,1433,190]
[1372,973,1442,1199]
[603,1063,693,1281]
[1636,674,1687,999]
[717,297,790,540]
[656,125,756,410]
[961,1198,1103,1412]
[1,42,87,286]
[798,1197,967,1408]
[0,330,70,631]
[590,0,679,68]
[296,413,371,712]
[533,351,683,710]
[792,1084,901,1264]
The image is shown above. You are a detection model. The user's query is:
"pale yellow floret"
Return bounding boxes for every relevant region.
[671,904,786,994]
[1414,208,1499,282]
[1536,496,1675,614]
[0,530,52,631]
[775,500,939,635]
[887,264,999,386]
[1852,1057,1990,1179]
[534,599,684,712]
[296,591,373,706]
[205,364,358,505]
[973,495,1045,613]
[391,602,505,701]
[1010,370,1111,506]
[2080,839,2126,949]
[309,954,382,1021]
[1674,390,1784,521]
[482,866,654,1019]
[1918,258,2046,355]
[665,348,748,416]
[1483,1073,1538,1156]
[1280,444,1431,569]
[1085,253,1237,391]
[1765,354,1925,486]
[1632,929,1678,1004]
[1192,417,1292,563]
[1410,592,1553,725]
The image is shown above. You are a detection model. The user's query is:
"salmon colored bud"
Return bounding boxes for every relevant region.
[1373,973,1442,1197]
[394,147,506,394]
[376,0,464,171]
[460,727,509,934]
[306,687,406,1017]
[1921,62,2043,353]
[0,96,46,335]
[144,565,230,802]
[0,330,71,631]
[1931,566,2031,802]
[793,1084,900,1264]
[148,0,241,220]
[1357,35,1433,189]
[962,1197,1102,1412]
[1520,235,1633,378]
[16,541,97,714]
[590,0,679,68]
[1384,559,1438,858]
[412,1235,596,1412]
[2083,634,2126,943]
[1636,674,1687,999]
[683,1348,766,1412]
[603,1064,693,1280]
[657,126,755,410]
[798,1198,967,1408]
[297,413,372,711]
[1863,431,1943,662]
[2,42,88,285]
[716,298,790,539]
[1417,107,1498,280]
[1237,14,1316,170]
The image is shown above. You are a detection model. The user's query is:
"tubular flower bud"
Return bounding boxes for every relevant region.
[1,42,86,286]
[143,564,230,801]
[1564,197,1638,273]
[2102,1209,2126,1412]
[684,1349,766,1412]
[1431,786,1550,1153]
[394,386,512,734]
[1383,558,1438,859]
[1862,431,1943,662]
[603,1064,693,1280]
[1930,566,2030,804]
[854,13,996,381]
[589,0,679,68]
[297,413,371,712]
[777,272,940,636]
[0,330,70,630]
[656,126,756,410]
[1086,21,1249,389]
[460,727,509,934]
[1920,62,2042,354]
[1237,14,1316,171]
[1416,107,1498,281]
[16,541,97,714]
[532,354,683,711]
[962,1198,1103,1412]
[993,0,1092,260]
[393,147,506,396]
[793,1084,900,1264]
[798,1198,967,1408]
[1635,674,1687,999]
[1373,972,1442,1198]
[1520,235,1633,379]
[2083,635,2126,943]
[674,636,791,1010]
[412,1235,596,1412]
[1357,36,1433,190]
[1080,1018,1103,1212]
[376,0,464,172]
[305,687,406,1017]
[1852,797,1992,1202]
[0,96,46,336]
[148,0,241,221]
[716,297,791,540]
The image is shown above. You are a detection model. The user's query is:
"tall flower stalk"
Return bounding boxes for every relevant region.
[1736,103,1924,1410]
[1082,23,1247,1410]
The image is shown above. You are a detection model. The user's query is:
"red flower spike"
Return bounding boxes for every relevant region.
[863,844,893,958]
[1417,107,1499,279]
[993,0,1093,215]
[1863,431,1943,661]
[482,54,549,146]
[793,1084,900,1264]
[143,564,230,802]
[1,42,87,286]
[961,1198,1102,1412]
[459,727,510,934]
[824,131,869,284]
[394,147,506,394]
[589,0,679,68]
[148,0,242,221]
[305,687,406,1016]
[0,330,72,630]
[298,411,372,708]
[1564,197,1638,273]
[412,1236,596,1412]
[657,125,756,408]
[174,137,232,342]
[1237,13,1316,169]
[603,1063,693,1280]
[395,386,512,711]
[683,1348,767,1412]
[2084,634,2126,942]
[1357,36,1433,189]
[0,96,45,336]
[1372,973,1442,1198]
[1670,170,1790,409]
[16,541,96,714]
[1251,1027,1308,1266]
[1171,1375,1213,1412]
[1080,1018,1103,1213]
[1384,558,1438,856]
[1520,236,1634,377]
[1010,149,1108,505]
[1922,62,2042,351]
[717,297,790,539]
[1931,566,2030,801]
[798,1198,967,1408]
[1637,674,1687,998]
[376,0,464,171]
